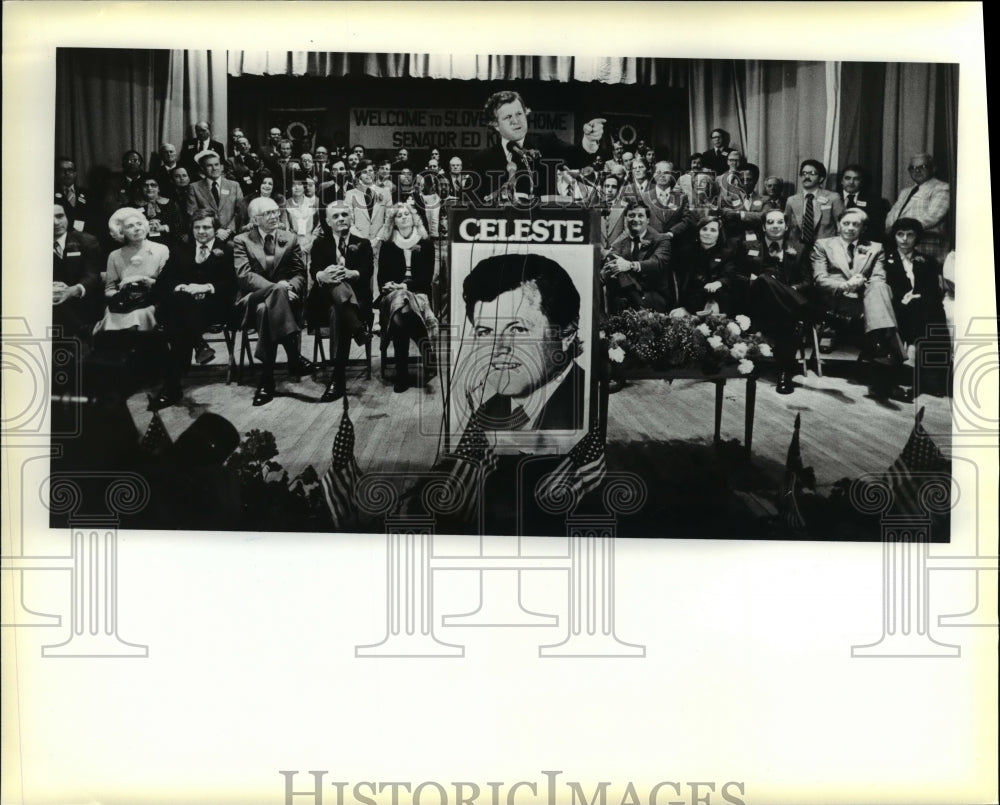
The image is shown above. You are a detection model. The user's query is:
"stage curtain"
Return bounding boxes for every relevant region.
[687,60,748,165]
[880,62,939,201]
[159,50,229,154]
[741,61,837,191]
[229,51,687,85]
[55,48,162,189]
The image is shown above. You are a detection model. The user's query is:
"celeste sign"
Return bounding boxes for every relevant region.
[349,107,575,150]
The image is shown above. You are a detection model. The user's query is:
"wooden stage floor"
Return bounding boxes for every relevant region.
[127,332,954,527]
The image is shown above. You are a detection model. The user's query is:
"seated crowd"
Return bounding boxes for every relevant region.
[53,119,952,410]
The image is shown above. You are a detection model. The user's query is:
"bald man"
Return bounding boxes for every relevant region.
[181,120,226,174]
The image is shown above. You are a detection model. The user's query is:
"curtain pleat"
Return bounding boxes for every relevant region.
[160,50,228,154]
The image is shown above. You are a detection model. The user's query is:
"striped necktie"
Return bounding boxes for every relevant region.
[801,193,816,243]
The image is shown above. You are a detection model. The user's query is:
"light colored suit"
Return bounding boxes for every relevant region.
[344,184,391,241]
[811,236,896,332]
[233,227,306,358]
[189,177,243,231]
[884,177,950,261]
[785,189,843,243]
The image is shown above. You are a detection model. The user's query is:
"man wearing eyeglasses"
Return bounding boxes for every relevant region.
[233,197,314,406]
[884,153,950,262]
[784,159,843,248]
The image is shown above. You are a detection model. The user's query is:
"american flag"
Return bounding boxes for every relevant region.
[139,412,172,457]
[536,426,607,510]
[321,401,361,529]
[780,413,816,530]
[885,406,950,516]
[435,415,497,525]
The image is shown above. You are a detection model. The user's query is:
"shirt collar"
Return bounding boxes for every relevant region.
[56,232,68,249]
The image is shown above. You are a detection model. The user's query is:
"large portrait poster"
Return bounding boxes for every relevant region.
[447,207,597,454]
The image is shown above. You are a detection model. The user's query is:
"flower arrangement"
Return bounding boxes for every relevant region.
[604,309,772,375]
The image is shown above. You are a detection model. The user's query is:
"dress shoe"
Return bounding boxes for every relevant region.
[195,344,216,365]
[151,387,182,410]
[287,356,315,377]
[891,384,915,403]
[608,377,628,394]
[776,372,795,395]
[320,379,345,403]
[352,323,370,347]
[252,383,275,407]
[393,375,411,393]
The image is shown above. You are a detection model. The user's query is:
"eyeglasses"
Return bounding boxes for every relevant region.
[799,170,820,177]
[259,209,281,218]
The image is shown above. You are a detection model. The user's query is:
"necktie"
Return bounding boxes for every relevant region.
[339,237,348,263]
[847,242,856,270]
[264,234,275,256]
[630,235,641,259]
[506,142,517,165]
[197,245,208,264]
[364,188,374,218]
[847,193,856,208]
[898,184,919,216]
[54,239,63,259]
[801,193,816,244]
[212,181,220,206]
[66,186,76,206]
[769,241,781,256]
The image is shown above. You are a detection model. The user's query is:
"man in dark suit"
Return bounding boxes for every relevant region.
[642,160,694,242]
[305,201,374,402]
[460,253,586,431]
[54,156,93,234]
[188,152,243,242]
[258,127,284,162]
[149,143,183,201]
[52,201,103,337]
[699,128,738,176]
[180,121,226,174]
[838,163,889,242]
[226,136,263,195]
[264,138,299,197]
[233,197,314,406]
[469,89,608,204]
[602,200,674,313]
[150,208,238,409]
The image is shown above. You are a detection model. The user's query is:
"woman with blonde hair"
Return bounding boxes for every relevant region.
[93,208,169,333]
[377,202,438,392]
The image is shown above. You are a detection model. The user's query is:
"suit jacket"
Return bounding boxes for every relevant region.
[607,228,673,306]
[153,239,237,324]
[469,131,604,203]
[884,177,950,241]
[841,191,890,240]
[305,232,375,326]
[226,152,264,194]
[474,361,586,432]
[810,237,886,296]
[344,185,391,241]
[54,186,93,232]
[737,235,808,289]
[675,243,741,315]
[233,227,307,300]
[642,187,694,240]
[181,137,226,172]
[699,146,737,176]
[883,247,947,341]
[189,178,243,231]
[599,201,628,248]
[377,238,434,295]
[784,189,843,243]
[53,229,102,291]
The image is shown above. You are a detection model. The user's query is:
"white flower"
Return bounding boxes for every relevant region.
[610,331,625,345]
[758,343,773,357]
[737,359,754,375]
[608,346,626,364]
[735,314,751,332]
[707,335,724,350]
[730,342,749,359]
[696,323,711,336]
[726,322,742,337]
[669,307,688,319]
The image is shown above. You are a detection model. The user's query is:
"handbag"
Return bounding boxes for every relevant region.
[108,283,151,314]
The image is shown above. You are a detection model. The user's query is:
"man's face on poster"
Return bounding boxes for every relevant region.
[472,281,574,400]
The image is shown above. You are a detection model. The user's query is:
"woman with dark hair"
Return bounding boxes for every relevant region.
[884,216,950,396]
[236,169,286,231]
[130,176,183,250]
[674,215,741,316]
[377,203,438,392]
